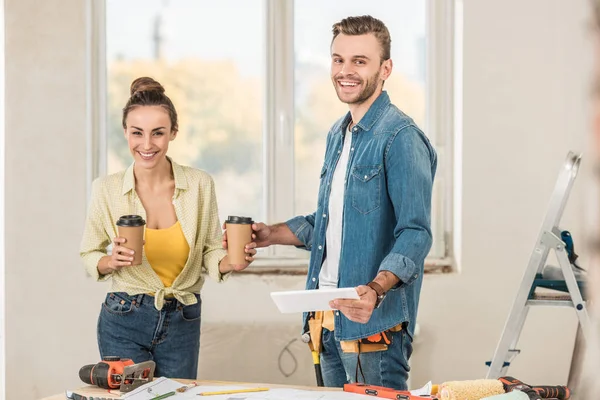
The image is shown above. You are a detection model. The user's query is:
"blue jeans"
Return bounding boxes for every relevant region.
[320,327,412,390]
[97,292,201,379]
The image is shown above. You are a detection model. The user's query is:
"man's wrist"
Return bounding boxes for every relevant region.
[268,223,288,246]
[372,270,401,293]
[367,271,401,309]
[367,281,386,309]
[366,281,385,297]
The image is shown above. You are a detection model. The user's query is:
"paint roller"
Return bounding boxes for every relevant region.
[439,379,505,400]
[439,377,570,400]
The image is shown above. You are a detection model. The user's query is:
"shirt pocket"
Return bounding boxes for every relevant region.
[350,165,382,214]
[317,164,328,207]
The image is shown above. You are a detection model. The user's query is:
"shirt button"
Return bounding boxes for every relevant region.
[318,245,322,250]
[338,150,341,154]
[322,213,327,218]
[364,175,368,179]
[351,147,354,151]
[312,277,316,282]
[335,311,340,316]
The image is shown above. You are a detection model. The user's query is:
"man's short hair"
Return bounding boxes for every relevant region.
[332,15,392,62]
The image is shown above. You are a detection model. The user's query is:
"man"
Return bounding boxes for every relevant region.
[250,16,436,389]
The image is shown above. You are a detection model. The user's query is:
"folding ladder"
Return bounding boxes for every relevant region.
[486,151,589,379]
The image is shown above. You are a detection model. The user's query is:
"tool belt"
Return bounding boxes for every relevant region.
[308,311,402,354]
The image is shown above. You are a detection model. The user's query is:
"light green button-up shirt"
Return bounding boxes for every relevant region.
[80,158,228,310]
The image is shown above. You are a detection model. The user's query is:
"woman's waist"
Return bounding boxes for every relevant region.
[105,291,200,311]
[109,278,205,302]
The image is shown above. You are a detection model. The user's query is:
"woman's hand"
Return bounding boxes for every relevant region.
[219,247,258,273]
[238,241,258,269]
[97,237,136,275]
[220,223,258,273]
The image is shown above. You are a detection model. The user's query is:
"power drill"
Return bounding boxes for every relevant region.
[499,376,570,400]
[79,357,155,392]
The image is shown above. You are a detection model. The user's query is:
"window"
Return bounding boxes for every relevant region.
[104,0,264,224]
[92,0,455,270]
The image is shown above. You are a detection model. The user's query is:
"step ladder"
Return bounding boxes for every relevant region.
[486,151,589,379]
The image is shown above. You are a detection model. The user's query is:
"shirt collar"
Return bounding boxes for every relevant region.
[356,91,390,131]
[339,91,391,134]
[121,156,188,195]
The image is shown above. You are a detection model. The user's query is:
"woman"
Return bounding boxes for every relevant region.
[80,77,256,379]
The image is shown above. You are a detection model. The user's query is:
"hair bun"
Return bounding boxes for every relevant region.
[130,77,165,96]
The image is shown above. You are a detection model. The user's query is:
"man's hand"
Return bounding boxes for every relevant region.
[251,222,273,248]
[329,285,378,323]
[236,221,302,248]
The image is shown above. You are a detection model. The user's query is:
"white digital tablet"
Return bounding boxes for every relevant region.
[270,287,360,313]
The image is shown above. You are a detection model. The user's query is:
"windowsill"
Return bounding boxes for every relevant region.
[238,257,310,275]
[235,256,454,276]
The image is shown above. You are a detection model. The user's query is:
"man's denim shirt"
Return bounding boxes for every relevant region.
[286,91,437,341]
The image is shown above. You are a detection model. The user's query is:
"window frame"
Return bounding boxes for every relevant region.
[87,0,458,274]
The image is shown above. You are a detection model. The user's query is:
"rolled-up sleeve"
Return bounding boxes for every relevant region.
[202,177,229,282]
[379,125,436,286]
[286,212,316,250]
[80,179,112,281]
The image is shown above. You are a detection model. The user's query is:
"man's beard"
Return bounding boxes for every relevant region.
[333,70,381,105]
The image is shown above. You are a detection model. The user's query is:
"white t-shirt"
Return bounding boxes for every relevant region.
[319,125,353,289]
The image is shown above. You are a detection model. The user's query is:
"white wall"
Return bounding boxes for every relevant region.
[4,1,109,399]
[0,0,5,398]
[3,0,595,399]
[412,0,591,386]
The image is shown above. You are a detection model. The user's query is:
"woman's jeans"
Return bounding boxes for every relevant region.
[97,292,201,379]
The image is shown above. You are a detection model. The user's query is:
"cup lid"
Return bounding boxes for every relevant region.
[116,215,146,227]
[226,216,254,224]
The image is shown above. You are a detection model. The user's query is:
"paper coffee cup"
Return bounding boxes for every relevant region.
[116,215,146,266]
[225,216,254,267]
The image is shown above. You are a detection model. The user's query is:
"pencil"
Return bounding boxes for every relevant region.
[197,387,270,396]
[153,391,176,399]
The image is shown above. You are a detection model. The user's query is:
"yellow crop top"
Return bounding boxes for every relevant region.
[144,221,190,288]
